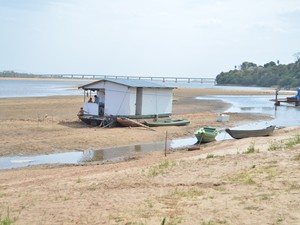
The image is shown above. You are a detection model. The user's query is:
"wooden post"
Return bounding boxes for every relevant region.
[164,131,168,157]
[274,89,280,106]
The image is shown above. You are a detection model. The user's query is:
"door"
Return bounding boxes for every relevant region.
[135,88,143,115]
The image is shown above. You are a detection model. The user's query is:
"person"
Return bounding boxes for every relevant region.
[77,107,85,117]
[94,95,99,104]
[88,97,93,103]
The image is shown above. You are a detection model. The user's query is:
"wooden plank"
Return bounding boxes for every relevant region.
[118,117,156,131]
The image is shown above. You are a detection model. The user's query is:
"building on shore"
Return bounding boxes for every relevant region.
[78,79,176,119]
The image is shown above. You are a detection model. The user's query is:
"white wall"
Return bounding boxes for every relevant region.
[82,81,173,116]
[104,82,132,116]
[141,88,173,115]
[83,103,98,115]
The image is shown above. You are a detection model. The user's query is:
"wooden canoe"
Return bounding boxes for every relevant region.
[194,127,218,143]
[144,119,190,127]
[225,125,276,139]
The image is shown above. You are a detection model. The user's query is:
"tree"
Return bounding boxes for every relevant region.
[240,62,257,70]
[263,61,276,68]
[293,52,300,62]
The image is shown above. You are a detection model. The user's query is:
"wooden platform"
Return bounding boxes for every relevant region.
[271,97,299,106]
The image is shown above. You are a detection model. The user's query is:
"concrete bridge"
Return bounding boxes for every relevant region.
[37,74,216,84]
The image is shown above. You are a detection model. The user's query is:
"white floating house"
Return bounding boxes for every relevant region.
[78,79,175,118]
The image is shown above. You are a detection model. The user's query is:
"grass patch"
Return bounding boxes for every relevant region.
[0,208,14,225]
[206,154,224,159]
[262,165,279,180]
[268,135,300,152]
[163,188,204,200]
[244,142,259,154]
[161,217,182,225]
[268,140,285,151]
[147,161,177,177]
[229,170,256,185]
[285,134,300,148]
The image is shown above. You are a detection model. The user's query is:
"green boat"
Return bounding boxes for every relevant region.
[144,119,190,127]
[194,127,218,144]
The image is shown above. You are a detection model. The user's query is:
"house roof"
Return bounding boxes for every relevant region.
[78,78,176,90]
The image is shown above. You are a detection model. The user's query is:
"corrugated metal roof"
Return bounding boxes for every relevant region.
[79,78,176,89]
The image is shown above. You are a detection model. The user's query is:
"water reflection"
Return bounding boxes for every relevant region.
[197,95,300,128]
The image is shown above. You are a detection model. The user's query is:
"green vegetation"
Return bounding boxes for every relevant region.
[268,140,285,151]
[161,217,182,225]
[167,188,204,199]
[146,161,177,177]
[244,142,259,154]
[206,154,224,159]
[216,57,300,88]
[285,134,300,148]
[268,135,300,151]
[0,70,35,78]
[230,170,256,185]
[0,208,14,225]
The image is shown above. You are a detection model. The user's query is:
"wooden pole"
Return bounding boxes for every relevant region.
[121,117,156,131]
[165,131,168,157]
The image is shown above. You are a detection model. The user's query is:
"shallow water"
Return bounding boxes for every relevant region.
[197,95,300,128]
[0,138,193,170]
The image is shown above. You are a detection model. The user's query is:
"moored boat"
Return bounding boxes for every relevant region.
[79,115,103,126]
[194,127,218,144]
[225,125,276,139]
[144,119,190,127]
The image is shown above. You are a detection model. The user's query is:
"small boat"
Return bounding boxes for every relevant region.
[225,125,276,139]
[79,115,102,126]
[144,119,190,127]
[194,127,218,144]
[117,117,141,127]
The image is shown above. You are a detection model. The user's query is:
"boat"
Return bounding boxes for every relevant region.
[225,125,276,139]
[78,115,103,126]
[144,119,190,127]
[194,127,218,144]
[117,117,141,127]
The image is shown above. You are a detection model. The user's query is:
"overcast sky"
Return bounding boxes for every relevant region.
[1,0,300,78]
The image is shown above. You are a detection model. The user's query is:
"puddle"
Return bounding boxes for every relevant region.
[0,132,232,170]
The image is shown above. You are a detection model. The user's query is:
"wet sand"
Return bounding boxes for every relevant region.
[0,87,299,225]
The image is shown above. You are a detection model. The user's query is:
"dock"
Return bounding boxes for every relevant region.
[272,98,299,106]
[272,89,299,106]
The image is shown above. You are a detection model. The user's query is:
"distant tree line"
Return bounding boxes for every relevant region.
[216,55,300,88]
[0,70,36,78]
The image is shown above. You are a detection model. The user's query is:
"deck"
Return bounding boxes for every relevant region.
[271,97,299,106]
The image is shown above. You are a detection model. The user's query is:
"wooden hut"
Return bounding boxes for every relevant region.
[78,79,175,119]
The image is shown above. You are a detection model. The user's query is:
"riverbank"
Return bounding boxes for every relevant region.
[0,88,299,225]
[0,88,273,157]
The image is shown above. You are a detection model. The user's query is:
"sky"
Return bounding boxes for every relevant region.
[0,0,300,78]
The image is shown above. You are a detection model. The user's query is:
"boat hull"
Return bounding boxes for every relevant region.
[225,125,276,139]
[144,119,190,127]
[79,115,102,126]
[194,127,218,143]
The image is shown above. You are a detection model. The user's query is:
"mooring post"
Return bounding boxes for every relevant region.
[274,89,280,106]
[164,131,168,157]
